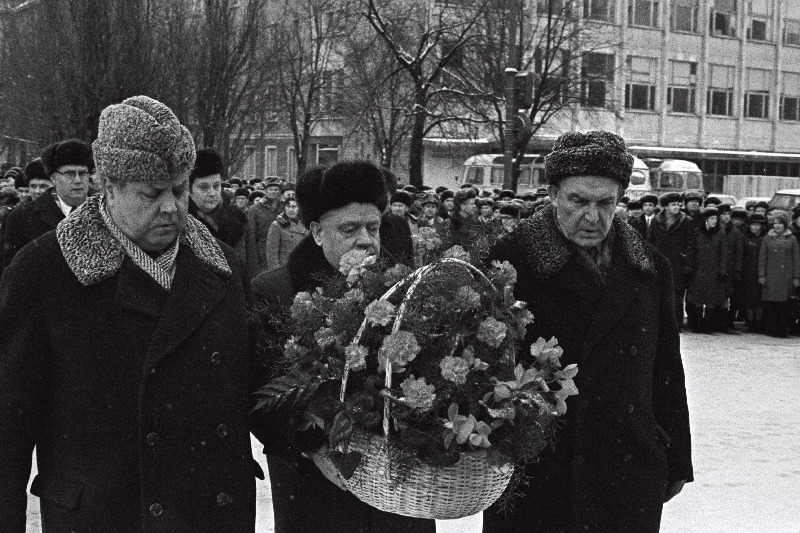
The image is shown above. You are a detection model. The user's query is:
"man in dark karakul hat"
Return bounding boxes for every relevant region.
[0,95,269,532]
[251,161,435,533]
[683,190,704,228]
[1,138,93,270]
[483,130,693,533]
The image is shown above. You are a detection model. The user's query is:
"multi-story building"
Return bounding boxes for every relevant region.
[424,0,800,191]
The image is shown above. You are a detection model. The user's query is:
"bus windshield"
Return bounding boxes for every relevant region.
[465,167,484,185]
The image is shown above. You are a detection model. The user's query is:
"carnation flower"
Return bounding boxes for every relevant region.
[413,227,443,251]
[290,291,315,320]
[443,245,470,262]
[345,343,369,371]
[377,330,420,372]
[400,376,436,410]
[284,336,308,361]
[364,300,397,327]
[314,327,339,348]
[453,285,481,309]
[491,260,517,286]
[383,264,413,287]
[339,249,377,284]
[440,356,470,384]
[477,317,507,348]
[342,288,365,304]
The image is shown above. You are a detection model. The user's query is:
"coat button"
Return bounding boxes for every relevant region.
[629,345,637,356]
[627,403,634,414]
[149,503,163,517]
[146,432,159,446]
[216,424,229,438]
[216,492,234,507]
[211,352,222,366]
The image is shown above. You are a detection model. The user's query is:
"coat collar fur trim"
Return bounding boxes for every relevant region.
[510,204,655,280]
[56,194,232,286]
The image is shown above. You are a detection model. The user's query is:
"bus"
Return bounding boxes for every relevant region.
[625,159,703,199]
[461,154,546,194]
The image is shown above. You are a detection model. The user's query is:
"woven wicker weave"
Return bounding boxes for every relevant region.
[342,430,513,520]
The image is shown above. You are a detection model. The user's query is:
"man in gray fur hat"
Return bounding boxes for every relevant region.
[0,95,269,532]
[483,131,693,533]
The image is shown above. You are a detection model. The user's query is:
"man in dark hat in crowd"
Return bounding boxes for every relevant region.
[0,96,269,532]
[683,190,704,227]
[234,187,251,211]
[484,130,692,533]
[251,161,434,533]
[189,148,254,280]
[22,159,52,202]
[388,189,418,235]
[648,192,695,329]
[718,203,744,330]
[497,201,520,233]
[247,176,284,278]
[416,192,446,233]
[1,138,93,270]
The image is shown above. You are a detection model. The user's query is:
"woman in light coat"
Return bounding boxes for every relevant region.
[758,210,800,337]
[265,198,308,272]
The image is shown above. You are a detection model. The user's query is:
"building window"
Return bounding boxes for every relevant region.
[780,72,800,121]
[710,0,737,37]
[581,52,614,107]
[314,143,339,166]
[628,0,659,27]
[625,56,657,110]
[286,147,297,181]
[584,0,615,22]
[706,64,735,116]
[264,146,277,177]
[747,0,769,41]
[744,68,771,119]
[316,70,343,115]
[671,0,698,32]
[667,60,697,113]
[784,20,800,46]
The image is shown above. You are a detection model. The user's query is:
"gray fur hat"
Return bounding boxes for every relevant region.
[544,130,634,188]
[92,95,195,182]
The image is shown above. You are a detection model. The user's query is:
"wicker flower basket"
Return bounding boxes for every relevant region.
[316,258,515,520]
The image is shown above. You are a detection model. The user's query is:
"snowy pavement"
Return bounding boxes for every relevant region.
[25,330,800,532]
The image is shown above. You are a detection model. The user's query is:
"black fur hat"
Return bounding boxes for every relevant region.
[23,159,49,186]
[498,202,520,218]
[296,161,388,228]
[748,213,766,224]
[703,196,722,207]
[439,190,455,202]
[390,190,414,207]
[41,139,94,177]
[544,130,633,188]
[659,192,682,207]
[700,206,719,219]
[190,148,224,184]
[730,208,748,220]
[683,190,704,204]
[640,194,658,206]
[716,203,731,214]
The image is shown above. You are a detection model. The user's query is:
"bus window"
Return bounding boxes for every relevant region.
[491,167,504,186]
[465,167,484,185]
[630,169,647,186]
[685,172,702,189]
[659,172,683,189]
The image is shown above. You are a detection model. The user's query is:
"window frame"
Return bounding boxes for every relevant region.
[779,95,800,121]
[671,0,698,32]
[784,19,800,46]
[584,0,616,23]
[628,0,660,28]
[710,0,737,38]
[580,52,614,108]
[743,91,770,119]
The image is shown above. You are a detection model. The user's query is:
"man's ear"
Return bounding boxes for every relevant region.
[103,177,116,205]
[547,184,558,203]
[310,221,323,246]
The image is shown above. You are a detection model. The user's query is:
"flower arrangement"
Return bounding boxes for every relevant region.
[253,246,578,490]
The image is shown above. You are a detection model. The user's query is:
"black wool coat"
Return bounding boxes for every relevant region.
[0,196,268,533]
[647,211,693,291]
[251,235,435,533]
[0,189,65,270]
[483,205,693,533]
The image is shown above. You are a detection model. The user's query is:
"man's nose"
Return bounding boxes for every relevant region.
[354,227,374,245]
[584,205,600,223]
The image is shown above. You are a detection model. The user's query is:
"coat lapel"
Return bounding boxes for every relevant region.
[556,256,604,307]
[37,193,65,230]
[114,258,168,320]
[143,246,226,372]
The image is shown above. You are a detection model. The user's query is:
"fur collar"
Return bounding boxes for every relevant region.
[56,195,232,286]
[653,210,688,231]
[508,204,655,280]
[766,228,794,238]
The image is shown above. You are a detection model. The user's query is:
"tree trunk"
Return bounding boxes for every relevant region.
[407,90,427,188]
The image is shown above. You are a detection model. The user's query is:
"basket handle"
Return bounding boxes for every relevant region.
[339,258,499,438]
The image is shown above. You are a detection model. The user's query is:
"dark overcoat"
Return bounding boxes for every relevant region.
[251,235,435,533]
[646,211,693,291]
[0,189,65,270]
[686,225,728,306]
[742,232,763,306]
[0,196,267,533]
[483,205,693,533]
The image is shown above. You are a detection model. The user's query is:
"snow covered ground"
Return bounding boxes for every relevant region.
[25,330,800,532]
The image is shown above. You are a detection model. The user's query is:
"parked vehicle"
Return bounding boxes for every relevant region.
[707,193,737,206]
[735,196,772,209]
[626,158,703,199]
[769,189,800,212]
[723,175,800,201]
[622,156,652,199]
[461,154,545,194]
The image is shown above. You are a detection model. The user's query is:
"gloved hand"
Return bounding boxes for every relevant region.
[759,277,766,286]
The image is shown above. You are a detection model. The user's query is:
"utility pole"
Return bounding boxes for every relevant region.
[503,68,519,192]
[502,0,532,192]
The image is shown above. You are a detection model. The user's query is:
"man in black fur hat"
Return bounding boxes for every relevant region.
[1,139,93,270]
[251,161,434,533]
[483,131,692,533]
